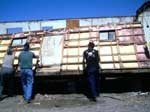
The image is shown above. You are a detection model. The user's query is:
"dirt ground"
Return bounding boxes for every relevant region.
[0,92,150,112]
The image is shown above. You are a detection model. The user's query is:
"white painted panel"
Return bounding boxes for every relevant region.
[41,20,66,29]
[28,22,41,31]
[0,20,66,34]
[0,24,7,34]
[80,17,133,27]
[143,12,150,42]
[79,19,92,26]
[41,35,63,65]
[0,22,30,34]
[137,11,150,44]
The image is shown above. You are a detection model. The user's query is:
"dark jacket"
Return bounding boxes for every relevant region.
[83,49,100,71]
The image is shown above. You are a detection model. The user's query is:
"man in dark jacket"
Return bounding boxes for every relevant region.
[83,41,100,102]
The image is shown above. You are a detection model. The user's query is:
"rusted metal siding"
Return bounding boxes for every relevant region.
[0,23,149,76]
[60,23,150,75]
[66,20,79,29]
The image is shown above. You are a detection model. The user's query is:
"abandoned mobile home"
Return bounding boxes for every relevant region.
[0,1,150,77]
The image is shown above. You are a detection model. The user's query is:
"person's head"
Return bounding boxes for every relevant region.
[88,41,95,50]
[24,42,30,51]
[7,47,13,55]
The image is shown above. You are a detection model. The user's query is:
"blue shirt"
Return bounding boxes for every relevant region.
[19,51,35,69]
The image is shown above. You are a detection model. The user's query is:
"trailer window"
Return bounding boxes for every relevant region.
[99,31,115,41]
[7,27,22,34]
[11,37,27,46]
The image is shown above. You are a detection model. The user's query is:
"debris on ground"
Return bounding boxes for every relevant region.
[0,92,150,112]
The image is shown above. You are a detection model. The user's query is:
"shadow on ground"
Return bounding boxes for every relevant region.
[3,73,150,96]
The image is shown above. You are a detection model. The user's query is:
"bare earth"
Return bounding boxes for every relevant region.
[0,92,150,112]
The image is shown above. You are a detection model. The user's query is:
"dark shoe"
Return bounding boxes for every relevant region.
[0,95,6,101]
[26,99,31,104]
[0,96,3,101]
[96,94,100,97]
[8,94,14,97]
[89,97,97,102]
[23,98,31,104]
[27,100,31,104]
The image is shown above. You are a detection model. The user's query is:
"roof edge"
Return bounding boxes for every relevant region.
[0,15,135,23]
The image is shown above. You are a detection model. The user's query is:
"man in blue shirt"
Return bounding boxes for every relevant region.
[19,42,37,103]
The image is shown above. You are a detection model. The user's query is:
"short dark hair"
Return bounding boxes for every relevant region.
[88,42,95,48]
[7,47,13,55]
[24,42,30,51]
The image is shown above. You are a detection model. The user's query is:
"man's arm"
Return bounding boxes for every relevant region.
[96,50,100,63]
[32,52,39,58]
[82,51,86,71]
[96,50,101,70]
[18,53,21,65]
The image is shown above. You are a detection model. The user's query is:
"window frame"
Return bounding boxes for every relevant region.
[11,37,27,47]
[99,30,116,41]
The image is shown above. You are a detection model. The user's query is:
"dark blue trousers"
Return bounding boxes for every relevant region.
[21,69,34,101]
[87,69,100,97]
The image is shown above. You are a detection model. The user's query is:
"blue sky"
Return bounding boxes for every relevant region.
[0,0,145,22]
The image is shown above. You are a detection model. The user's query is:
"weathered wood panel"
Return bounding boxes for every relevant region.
[64,48,78,56]
[116,29,134,36]
[62,57,78,63]
[13,58,37,65]
[30,43,41,48]
[120,55,136,61]
[0,59,3,64]
[119,45,135,54]
[0,40,11,44]
[101,63,115,69]
[79,47,87,55]
[122,63,139,68]
[80,33,90,39]
[0,53,5,58]
[99,46,112,55]
[137,54,148,60]
[0,46,8,51]
[136,45,145,53]
[68,34,79,40]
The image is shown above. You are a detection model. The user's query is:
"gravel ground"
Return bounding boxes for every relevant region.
[0,92,150,112]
